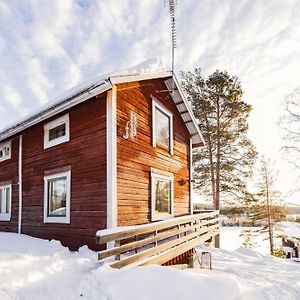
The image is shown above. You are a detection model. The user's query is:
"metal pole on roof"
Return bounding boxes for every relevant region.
[167,0,177,94]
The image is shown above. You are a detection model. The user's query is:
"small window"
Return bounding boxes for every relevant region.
[0,184,12,221]
[152,100,173,154]
[49,123,66,141]
[0,141,11,162]
[44,171,71,223]
[44,114,70,149]
[151,170,173,221]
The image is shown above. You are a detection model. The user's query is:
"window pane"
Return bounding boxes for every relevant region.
[5,187,10,214]
[48,177,67,216]
[155,108,170,149]
[49,124,66,141]
[154,178,171,214]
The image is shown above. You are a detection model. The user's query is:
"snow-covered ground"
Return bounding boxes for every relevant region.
[221,222,300,255]
[0,228,300,300]
[221,226,271,254]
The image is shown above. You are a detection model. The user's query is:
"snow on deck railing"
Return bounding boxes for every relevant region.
[96,211,219,269]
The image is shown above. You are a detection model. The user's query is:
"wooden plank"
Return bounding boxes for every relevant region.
[142,229,219,266]
[140,234,207,266]
[99,220,218,259]
[97,211,219,244]
[109,224,219,269]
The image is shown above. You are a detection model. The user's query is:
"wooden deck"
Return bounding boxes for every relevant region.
[96,210,219,268]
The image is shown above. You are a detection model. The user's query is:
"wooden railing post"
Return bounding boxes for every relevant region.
[115,240,120,260]
[135,235,138,253]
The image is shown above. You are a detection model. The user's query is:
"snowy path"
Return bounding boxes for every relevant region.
[0,232,299,300]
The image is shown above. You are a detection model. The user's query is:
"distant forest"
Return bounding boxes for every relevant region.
[193,203,300,215]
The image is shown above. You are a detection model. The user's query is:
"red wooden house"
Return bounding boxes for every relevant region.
[0,64,205,251]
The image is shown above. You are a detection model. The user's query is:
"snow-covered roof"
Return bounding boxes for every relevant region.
[0,58,204,147]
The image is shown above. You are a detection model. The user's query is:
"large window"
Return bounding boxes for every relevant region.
[44,114,70,149]
[151,169,173,221]
[44,171,71,223]
[0,184,12,221]
[152,100,173,154]
[0,141,11,162]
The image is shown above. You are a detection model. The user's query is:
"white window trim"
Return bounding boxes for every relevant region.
[0,184,12,221]
[44,114,70,149]
[152,99,173,155]
[151,169,174,221]
[43,170,71,224]
[0,141,11,162]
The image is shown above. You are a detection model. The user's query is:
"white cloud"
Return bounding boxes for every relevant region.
[0,1,11,15]
[2,86,28,116]
[0,0,300,203]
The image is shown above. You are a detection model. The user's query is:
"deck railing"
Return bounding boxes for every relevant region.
[96,210,219,269]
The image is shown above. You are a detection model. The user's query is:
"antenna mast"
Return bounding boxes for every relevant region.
[167,0,177,93]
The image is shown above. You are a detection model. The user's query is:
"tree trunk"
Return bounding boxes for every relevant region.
[265,177,274,255]
[214,96,221,248]
[204,114,216,208]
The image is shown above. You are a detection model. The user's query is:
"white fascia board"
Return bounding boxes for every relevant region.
[0,81,112,142]
[106,85,117,230]
[109,71,172,85]
[171,75,205,147]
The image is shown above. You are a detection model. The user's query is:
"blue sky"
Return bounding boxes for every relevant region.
[1,0,300,204]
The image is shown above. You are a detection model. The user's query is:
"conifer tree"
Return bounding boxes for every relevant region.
[181,69,256,209]
[249,157,286,255]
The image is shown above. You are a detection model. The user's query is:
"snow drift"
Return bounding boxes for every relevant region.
[0,232,299,300]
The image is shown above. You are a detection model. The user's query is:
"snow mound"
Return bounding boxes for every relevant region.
[1,233,300,300]
[110,57,165,77]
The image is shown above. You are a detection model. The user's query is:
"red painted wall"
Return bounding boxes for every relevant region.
[116,79,191,226]
[1,95,107,250]
[0,138,19,232]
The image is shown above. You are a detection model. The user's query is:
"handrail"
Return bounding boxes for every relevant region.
[96,210,219,268]
[96,210,219,244]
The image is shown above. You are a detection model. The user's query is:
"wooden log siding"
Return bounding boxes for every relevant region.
[96,211,219,268]
[0,138,19,232]
[20,95,107,250]
[116,79,191,226]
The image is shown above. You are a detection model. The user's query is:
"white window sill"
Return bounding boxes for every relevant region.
[44,136,70,149]
[44,216,70,224]
[0,214,11,221]
[152,213,173,222]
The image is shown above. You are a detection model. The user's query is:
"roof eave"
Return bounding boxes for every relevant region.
[164,75,205,148]
[0,81,112,142]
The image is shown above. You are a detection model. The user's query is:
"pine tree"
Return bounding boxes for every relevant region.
[181,69,257,218]
[249,157,286,255]
[240,228,259,249]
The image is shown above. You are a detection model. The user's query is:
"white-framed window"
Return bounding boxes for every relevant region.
[0,141,11,162]
[151,169,173,221]
[0,184,12,221]
[44,170,71,224]
[44,114,70,149]
[152,99,173,154]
